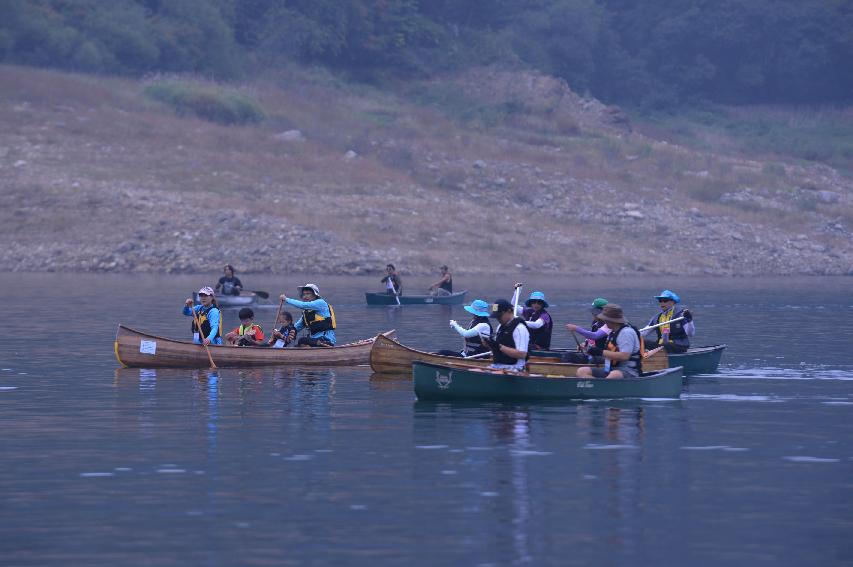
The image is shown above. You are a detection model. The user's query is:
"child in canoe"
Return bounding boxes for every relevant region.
[225,308,265,346]
[267,311,297,348]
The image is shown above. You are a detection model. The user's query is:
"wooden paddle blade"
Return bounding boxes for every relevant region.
[642,347,668,372]
[251,290,270,299]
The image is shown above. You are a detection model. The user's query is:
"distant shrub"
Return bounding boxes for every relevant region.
[143,81,265,125]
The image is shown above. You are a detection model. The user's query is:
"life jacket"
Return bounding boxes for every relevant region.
[653,307,690,348]
[191,304,222,340]
[525,309,552,350]
[440,277,453,293]
[464,316,492,355]
[302,303,336,335]
[492,317,529,366]
[586,319,609,350]
[606,324,643,373]
[238,323,263,337]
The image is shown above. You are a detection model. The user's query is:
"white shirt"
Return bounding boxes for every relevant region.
[490,321,530,371]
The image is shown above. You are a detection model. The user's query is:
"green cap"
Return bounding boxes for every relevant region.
[591,298,609,309]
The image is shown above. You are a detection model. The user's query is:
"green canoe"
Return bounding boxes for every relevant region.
[365,290,467,305]
[530,344,726,375]
[413,360,684,401]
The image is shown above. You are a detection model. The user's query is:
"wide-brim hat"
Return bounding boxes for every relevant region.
[590,297,608,315]
[464,299,490,318]
[654,289,680,303]
[524,291,549,308]
[300,283,321,297]
[596,303,627,324]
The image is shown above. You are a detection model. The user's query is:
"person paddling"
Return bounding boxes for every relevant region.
[563,297,610,363]
[381,264,402,297]
[267,311,297,348]
[438,299,493,357]
[428,265,453,296]
[215,264,243,296]
[225,307,265,346]
[642,290,694,353]
[183,286,222,345]
[521,291,553,350]
[481,299,530,371]
[280,284,337,347]
[576,304,642,379]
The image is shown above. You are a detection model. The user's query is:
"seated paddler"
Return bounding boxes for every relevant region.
[183,286,222,345]
[642,289,694,354]
[225,307,265,346]
[279,284,337,347]
[480,299,530,371]
[563,297,610,363]
[521,291,553,350]
[215,264,243,296]
[576,304,642,379]
[428,265,453,296]
[437,299,493,357]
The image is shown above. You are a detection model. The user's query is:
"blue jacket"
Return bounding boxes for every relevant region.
[286,297,337,345]
[182,304,222,345]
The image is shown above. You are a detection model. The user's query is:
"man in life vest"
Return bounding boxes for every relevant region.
[481,299,530,371]
[183,286,222,345]
[642,289,694,353]
[563,297,610,363]
[522,291,553,350]
[225,307,265,346]
[576,304,642,379]
[438,299,493,357]
[280,284,337,347]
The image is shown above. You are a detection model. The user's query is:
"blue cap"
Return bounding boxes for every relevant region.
[525,291,549,308]
[463,299,490,318]
[654,290,681,303]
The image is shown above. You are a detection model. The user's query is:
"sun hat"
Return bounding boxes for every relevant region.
[596,303,627,325]
[590,297,609,315]
[490,299,514,318]
[300,283,321,297]
[654,290,680,303]
[524,291,549,308]
[197,286,215,296]
[464,299,490,318]
[238,307,254,320]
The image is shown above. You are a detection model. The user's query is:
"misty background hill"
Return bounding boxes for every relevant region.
[2,0,852,275]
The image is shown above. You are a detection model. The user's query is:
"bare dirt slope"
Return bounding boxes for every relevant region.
[2,64,851,275]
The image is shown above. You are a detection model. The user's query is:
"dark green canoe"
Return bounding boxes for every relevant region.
[365,290,467,305]
[530,344,726,375]
[413,360,684,401]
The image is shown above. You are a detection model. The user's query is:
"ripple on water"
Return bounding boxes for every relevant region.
[0,386,18,391]
[783,456,841,463]
[80,472,114,478]
[416,445,449,450]
[681,446,749,452]
[721,367,853,381]
[584,444,639,450]
[683,394,784,403]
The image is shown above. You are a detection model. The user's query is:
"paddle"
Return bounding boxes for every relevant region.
[269,297,284,347]
[639,317,685,334]
[464,350,492,360]
[249,290,269,299]
[511,282,523,316]
[570,329,584,351]
[188,301,217,369]
[388,278,401,306]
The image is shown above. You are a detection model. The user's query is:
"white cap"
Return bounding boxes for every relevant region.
[197,286,215,296]
[300,283,321,297]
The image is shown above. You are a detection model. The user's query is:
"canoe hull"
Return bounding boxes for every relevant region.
[365,291,467,305]
[194,292,258,308]
[413,360,684,401]
[115,325,394,368]
[370,334,587,376]
[529,344,727,375]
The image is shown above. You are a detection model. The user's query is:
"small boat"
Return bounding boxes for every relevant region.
[530,344,726,375]
[364,290,467,306]
[413,360,684,401]
[193,291,265,308]
[114,325,394,368]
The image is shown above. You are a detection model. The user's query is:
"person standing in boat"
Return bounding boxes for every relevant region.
[642,290,694,353]
[563,297,610,363]
[280,284,337,347]
[380,264,402,297]
[481,299,530,371]
[521,291,553,350]
[224,307,265,346]
[215,264,243,296]
[183,286,222,345]
[576,304,642,379]
[438,299,493,357]
[428,265,453,296]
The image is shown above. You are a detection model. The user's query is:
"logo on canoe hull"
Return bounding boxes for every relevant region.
[435,370,453,389]
[425,298,434,303]
[576,381,594,389]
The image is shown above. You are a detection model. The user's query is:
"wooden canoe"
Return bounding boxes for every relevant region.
[413,360,684,401]
[530,344,725,375]
[114,325,395,368]
[365,290,467,305]
[369,334,668,376]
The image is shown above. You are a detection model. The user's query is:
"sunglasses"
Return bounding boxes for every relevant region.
[199,293,211,297]
[658,299,672,303]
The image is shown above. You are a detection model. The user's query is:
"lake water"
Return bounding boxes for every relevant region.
[1,273,852,566]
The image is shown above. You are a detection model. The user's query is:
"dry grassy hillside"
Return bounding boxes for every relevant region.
[1,64,851,275]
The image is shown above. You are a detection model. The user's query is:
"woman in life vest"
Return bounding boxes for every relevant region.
[280,284,337,347]
[576,304,642,379]
[642,289,694,354]
[428,265,453,296]
[480,299,530,371]
[438,299,493,357]
[380,264,403,296]
[225,307,265,346]
[183,286,222,345]
[522,291,553,350]
[563,297,610,363]
[215,264,243,296]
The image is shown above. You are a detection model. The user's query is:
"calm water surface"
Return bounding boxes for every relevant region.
[1,273,852,566]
